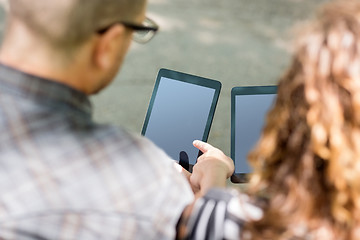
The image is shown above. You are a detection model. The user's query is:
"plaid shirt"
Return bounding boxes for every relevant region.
[0,64,194,240]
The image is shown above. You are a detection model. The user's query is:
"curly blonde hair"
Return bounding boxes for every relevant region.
[246,1,360,239]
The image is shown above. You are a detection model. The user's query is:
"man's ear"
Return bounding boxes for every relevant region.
[93,24,126,70]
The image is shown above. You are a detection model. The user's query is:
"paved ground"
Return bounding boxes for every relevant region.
[0,0,330,156]
[91,0,330,155]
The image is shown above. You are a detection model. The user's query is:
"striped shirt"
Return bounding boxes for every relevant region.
[184,189,263,240]
[0,64,194,239]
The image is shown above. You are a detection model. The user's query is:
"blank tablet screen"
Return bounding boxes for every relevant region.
[231,86,277,183]
[142,69,221,167]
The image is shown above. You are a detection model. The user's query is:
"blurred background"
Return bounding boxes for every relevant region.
[0,0,330,157]
[92,0,330,156]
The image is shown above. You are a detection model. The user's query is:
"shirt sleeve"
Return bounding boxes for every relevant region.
[131,134,195,239]
[184,188,263,240]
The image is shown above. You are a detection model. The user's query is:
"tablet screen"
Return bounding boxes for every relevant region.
[231,86,277,183]
[142,69,221,168]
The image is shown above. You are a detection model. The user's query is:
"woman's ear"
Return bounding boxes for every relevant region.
[93,24,126,70]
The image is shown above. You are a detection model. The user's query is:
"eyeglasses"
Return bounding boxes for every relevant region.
[97,17,159,44]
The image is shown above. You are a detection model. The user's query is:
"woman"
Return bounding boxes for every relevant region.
[247,0,360,239]
[181,0,360,239]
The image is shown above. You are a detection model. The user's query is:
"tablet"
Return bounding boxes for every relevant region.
[142,69,221,171]
[231,86,277,183]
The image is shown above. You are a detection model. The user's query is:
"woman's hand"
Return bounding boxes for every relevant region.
[190,140,234,197]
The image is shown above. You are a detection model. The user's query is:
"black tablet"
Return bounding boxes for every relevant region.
[231,86,277,183]
[142,69,221,171]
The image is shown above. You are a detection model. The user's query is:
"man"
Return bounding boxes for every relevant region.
[0,0,233,239]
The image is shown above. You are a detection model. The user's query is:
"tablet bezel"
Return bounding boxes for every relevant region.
[141,68,222,166]
[231,85,277,183]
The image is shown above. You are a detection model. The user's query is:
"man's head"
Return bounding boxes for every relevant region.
[8,0,146,51]
[1,0,148,94]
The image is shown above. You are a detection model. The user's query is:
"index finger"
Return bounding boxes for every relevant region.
[193,140,214,153]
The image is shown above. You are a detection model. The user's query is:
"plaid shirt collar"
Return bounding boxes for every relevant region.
[0,63,92,117]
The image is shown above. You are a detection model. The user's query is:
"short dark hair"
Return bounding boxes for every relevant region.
[8,0,146,49]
